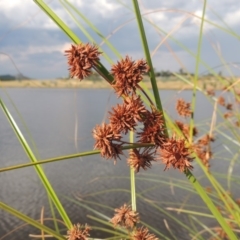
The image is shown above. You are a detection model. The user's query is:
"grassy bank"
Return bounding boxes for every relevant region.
[0,77,236,90]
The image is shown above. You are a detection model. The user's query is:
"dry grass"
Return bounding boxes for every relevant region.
[0,77,232,90]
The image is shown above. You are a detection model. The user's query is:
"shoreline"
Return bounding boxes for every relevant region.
[0,79,233,90]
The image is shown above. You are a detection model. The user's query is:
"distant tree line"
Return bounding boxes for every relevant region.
[0,74,30,81]
[152,68,224,78]
[0,74,16,81]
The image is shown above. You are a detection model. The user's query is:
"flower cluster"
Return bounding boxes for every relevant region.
[193,134,215,169]
[128,148,156,172]
[110,203,139,229]
[65,43,195,173]
[67,223,91,240]
[159,134,194,172]
[111,56,150,96]
[110,204,158,240]
[174,96,214,170]
[93,123,123,161]
[176,98,192,117]
[175,120,198,140]
[65,43,101,80]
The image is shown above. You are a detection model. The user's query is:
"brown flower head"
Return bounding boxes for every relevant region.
[218,96,225,106]
[193,143,212,169]
[65,43,101,80]
[175,120,198,139]
[197,134,215,146]
[224,111,233,119]
[93,123,123,160]
[137,107,165,147]
[110,204,139,229]
[67,223,91,240]
[132,226,158,240]
[159,134,194,172]
[235,121,240,127]
[206,89,215,96]
[176,99,192,117]
[128,148,156,173]
[226,103,233,110]
[137,124,165,148]
[111,56,150,96]
[124,94,147,123]
[143,106,165,128]
[109,95,147,134]
[193,138,213,169]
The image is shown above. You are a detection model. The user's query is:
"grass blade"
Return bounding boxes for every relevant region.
[0,202,65,240]
[0,98,72,228]
[131,0,162,111]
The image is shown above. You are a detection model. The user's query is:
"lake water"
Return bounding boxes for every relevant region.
[0,88,239,239]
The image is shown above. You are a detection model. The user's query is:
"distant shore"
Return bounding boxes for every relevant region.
[0,78,235,90]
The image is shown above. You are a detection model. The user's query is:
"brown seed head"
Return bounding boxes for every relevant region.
[176,99,192,117]
[111,56,150,96]
[224,111,233,119]
[137,124,165,148]
[124,94,148,123]
[93,123,123,160]
[109,94,147,134]
[218,96,225,106]
[138,107,165,147]
[143,106,165,127]
[128,148,156,173]
[67,223,91,240]
[159,135,194,172]
[65,43,101,80]
[193,141,213,169]
[132,226,159,240]
[206,89,215,96]
[110,204,139,229]
[194,145,212,169]
[198,134,215,146]
[175,120,198,139]
[226,103,233,110]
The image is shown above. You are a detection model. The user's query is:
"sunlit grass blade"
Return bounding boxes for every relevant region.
[48,195,60,234]
[131,0,162,110]
[63,196,128,236]
[60,0,122,59]
[33,0,113,84]
[0,202,65,240]
[1,89,40,158]
[0,98,72,228]
[33,0,81,44]
[189,0,207,143]
[59,0,113,65]
[0,143,153,173]
[186,169,238,239]
[190,216,221,240]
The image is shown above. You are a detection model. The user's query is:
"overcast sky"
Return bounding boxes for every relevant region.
[0,0,240,79]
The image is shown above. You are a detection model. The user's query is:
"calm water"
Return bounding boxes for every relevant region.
[0,89,239,239]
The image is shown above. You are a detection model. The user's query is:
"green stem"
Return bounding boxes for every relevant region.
[186,170,238,239]
[0,143,154,173]
[131,0,168,138]
[130,130,136,211]
[189,0,207,143]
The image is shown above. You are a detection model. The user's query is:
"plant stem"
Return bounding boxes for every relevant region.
[130,130,137,211]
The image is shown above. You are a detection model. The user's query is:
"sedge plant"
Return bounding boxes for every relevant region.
[0,0,240,239]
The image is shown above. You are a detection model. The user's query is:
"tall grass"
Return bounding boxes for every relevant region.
[0,0,240,239]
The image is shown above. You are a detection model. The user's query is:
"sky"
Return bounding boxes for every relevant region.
[0,0,240,79]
